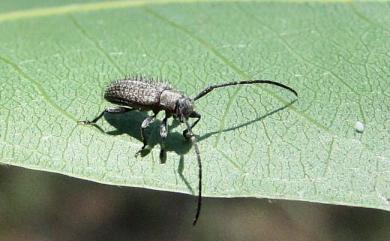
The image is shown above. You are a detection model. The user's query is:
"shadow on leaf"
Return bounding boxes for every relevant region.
[80,99,296,194]
[199,99,297,141]
[104,111,195,193]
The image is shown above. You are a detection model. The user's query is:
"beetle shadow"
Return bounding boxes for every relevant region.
[84,99,295,194]
[198,99,297,141]
[103,111,192,154]
[99,111,195,194]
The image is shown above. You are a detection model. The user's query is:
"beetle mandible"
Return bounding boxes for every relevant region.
[78,75,298,225]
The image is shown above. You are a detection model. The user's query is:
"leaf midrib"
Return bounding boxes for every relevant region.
[0,0,359,23]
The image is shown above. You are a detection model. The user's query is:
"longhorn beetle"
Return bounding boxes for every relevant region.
[78,75,298,225]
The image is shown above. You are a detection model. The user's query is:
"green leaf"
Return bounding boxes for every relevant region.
[0,0,389,211]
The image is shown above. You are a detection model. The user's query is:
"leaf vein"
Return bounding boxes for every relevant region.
[143,6,330,134]
[0,55,77,122]
[68,14,125,76]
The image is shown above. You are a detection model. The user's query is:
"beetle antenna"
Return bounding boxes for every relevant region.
[193,80,298,101]
[184,120,202,226]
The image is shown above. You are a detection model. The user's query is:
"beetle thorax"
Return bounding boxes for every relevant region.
[159,89,184,112]
[160,90,194,121]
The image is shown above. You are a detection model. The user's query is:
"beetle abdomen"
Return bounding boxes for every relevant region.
[104,79,170,110]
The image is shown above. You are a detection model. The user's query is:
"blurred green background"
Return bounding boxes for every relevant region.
[0,165,389,241]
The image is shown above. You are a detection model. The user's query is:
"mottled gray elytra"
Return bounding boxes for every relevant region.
[78,75,298,226]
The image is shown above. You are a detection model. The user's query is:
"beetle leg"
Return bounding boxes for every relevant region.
[78,107,133,125]
[138,114,157,151]
[159,115,169,164]
[183,111,201,139]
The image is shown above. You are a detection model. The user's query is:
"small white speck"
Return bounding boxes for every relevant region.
[355,121,365,133]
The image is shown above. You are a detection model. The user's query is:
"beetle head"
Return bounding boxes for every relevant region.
[174,97,194,122]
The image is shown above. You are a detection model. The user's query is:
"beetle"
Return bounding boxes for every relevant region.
[78,75,298,225]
